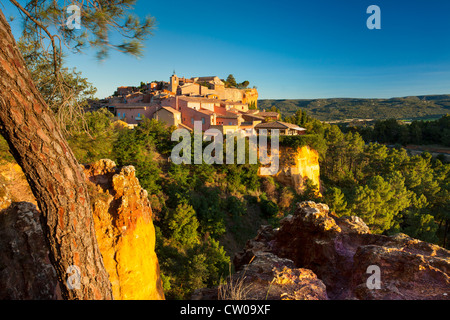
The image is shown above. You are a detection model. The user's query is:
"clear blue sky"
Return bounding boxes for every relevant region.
[3,0,450,99]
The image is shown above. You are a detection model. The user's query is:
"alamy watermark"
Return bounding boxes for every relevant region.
[366,265,381,290]
[66,4,81,30]
[66,265,81,290]
[65,4,381,31]
[367,5,381,30]
[170,121,279,176]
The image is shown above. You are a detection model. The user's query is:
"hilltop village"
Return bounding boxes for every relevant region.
[98,74,307,135]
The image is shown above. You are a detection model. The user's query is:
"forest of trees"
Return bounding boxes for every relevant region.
[259,96,450,121]
[283,109,449,245]
[343,116,450,147]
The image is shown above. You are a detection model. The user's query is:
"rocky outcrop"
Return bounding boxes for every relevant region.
[229,252,328,300]
[0,162,36,210]
[193,251,328,300]
[234,201,450,300]
[0,202,59,299]
[242,88,259,107]
[0,159,164,300]
[84,159,165,300]
[266,146,321,195]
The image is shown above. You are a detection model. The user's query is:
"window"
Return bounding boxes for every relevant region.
[191,118,194,124]
[123,112,126,118]
[229,122,232,125]
[202,117,205,124]
[137,113,141,118]
[117,112,121,118]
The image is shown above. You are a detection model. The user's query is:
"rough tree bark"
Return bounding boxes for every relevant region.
[0,10,113,299]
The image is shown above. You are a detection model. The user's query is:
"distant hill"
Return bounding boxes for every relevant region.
[258,94,450,121]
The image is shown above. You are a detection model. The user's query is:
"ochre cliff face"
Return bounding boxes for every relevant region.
[84,159,165,300]
[263,145,321,195]
[0,159,164,299]
[242,88,258,107]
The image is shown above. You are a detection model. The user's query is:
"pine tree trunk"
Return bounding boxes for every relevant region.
[0,10,113,300]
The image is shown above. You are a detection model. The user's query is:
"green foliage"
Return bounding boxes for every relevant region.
[67,109,120,163]
[351,115,450,147]
[224,74,237,88]
[226,196,247,219]
[223,74,250,89]
[197,238,230,288]
[279,134,327,158]
[279,106,448,246]
[248,101,257,110]
[238,80,250,89]
[402,194,439,243]
[113,119,163,194]
[259,96,450,122]
[222,163,260,193]
[314,115,449,245]
[158,237,230,300]
[299,179,321,203]
[18,37,97,135]
[18,0,155,61]
[13,0,155,138]
[167,202,200,248]
[259,193,279,219]
[191,188,226,237]
[324,187,349,217]
[350,173,411,234]
[18,37,97,109]
[284,108,312,126]
[0,136,14,163]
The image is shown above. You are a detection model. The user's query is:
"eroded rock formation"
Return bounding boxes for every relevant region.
[84,159,165,300]
[265,146,321,195]
[0,159,164,300]
[234,201,450,300]
[0,202,59,299]
[193,251,328,300]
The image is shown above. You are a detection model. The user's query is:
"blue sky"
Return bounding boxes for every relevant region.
[3,0,450,99]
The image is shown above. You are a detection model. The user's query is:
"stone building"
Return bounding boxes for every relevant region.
[153,106,181,127]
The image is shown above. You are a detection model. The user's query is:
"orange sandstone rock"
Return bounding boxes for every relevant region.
[84,159,164,300]
[261,145,321,195]
[242,88,259,107]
